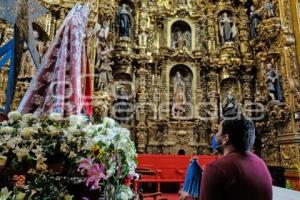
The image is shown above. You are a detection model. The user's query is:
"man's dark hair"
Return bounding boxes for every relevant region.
[222,116,255,152]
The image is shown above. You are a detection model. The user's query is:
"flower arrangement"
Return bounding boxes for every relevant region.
[0,112,137,199]
[78,117,137,199]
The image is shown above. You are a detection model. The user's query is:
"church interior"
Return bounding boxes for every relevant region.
[0,0,300,199]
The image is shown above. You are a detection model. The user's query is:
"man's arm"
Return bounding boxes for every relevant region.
[200,164,225,200]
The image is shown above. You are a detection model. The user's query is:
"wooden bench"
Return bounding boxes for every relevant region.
[135,154,217,193]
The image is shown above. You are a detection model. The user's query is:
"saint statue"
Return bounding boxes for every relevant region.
[266,63,283,102]
[117,4,132,37]
[249,5,261,39]
[219,12,238,43]
[34,31,45,63]
[177,31,185,49]
[183,31,191,49]
[20,31,46,79]
[20,47,35,79]
[172,72,186,117]
[172,31,186,49]
[93,21,110,43]
[264,0,275,18]
[95,47,113,92]
[222,90,237,117]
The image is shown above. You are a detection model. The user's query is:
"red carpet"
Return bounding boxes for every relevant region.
[144,193,179,200]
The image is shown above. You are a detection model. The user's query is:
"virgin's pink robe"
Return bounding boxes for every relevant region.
[18,4,93,116]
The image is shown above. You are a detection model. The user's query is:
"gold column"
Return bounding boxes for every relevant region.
[238,8,250,57]
[159,61,169,120]
[208,70,219,127]
[290,0,300,69]
[136,63,148,153]
[207,5,216,54]
[277,0,300,189]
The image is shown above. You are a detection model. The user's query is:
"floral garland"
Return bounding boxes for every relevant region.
[0,111,137,199]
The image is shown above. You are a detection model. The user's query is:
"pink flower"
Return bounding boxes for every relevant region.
[77,158,93,175]
[86,163,107,190]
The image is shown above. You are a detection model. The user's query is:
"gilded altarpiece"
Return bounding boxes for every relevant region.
[1,0,300,189]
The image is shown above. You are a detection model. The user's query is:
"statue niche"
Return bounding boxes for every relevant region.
[220,78,240,117]
[171,21,192,50]
[116,3,133,38]
[112,76,133,124]
[170,65,193,118]
[218,11,238,44]
[265,62,284,102]
[249,4,262,39]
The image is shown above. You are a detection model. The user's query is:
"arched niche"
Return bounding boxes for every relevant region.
[217,10,238,45]
[112,72,133,99]
[119,0,135,9]
[111,72,134,124]
[116,0,135,38]
[32,23,49,42]
[178,149,186,155]
[167,19,195,50]
[170,20,192,49]
[220,77,241,116]
[169,64,193,118]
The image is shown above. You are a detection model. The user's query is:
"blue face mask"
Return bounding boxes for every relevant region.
[211,134,221,151]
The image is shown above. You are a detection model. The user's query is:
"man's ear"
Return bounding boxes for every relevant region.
[223,134,230,144]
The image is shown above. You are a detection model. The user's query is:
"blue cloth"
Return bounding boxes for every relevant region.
[182,159,203,198]
[0,39,16,113]
[211,134,218,151]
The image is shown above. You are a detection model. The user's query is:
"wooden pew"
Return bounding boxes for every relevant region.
[135,154,218,193]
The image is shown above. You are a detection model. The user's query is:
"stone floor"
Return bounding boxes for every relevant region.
[144,187,300,200]
[273,186,300,200]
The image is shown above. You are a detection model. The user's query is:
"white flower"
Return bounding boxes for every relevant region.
[20,121,29,128]
[107,160,117,177]
[103,117,115,128]
[32,123,42,133]
[67,126,80,135]
[31,146,43,156]
[83,124,102,137]
[22,113,36,123]
[0,187,12,200]
[6,137,19,149]
[8,111,21,122]
[68,151,77,159]
[68,115,86,127]
[118,185,134,200]
[66,133,76,143]
[106,128,117,141]
[93,134,109,144]
[48,112,63,121]
[13,146,29,162]
[14,192,26,200]
[47,125,60,136]
[60,143,69,153]
[83,137,97,150]
[20,127,33,138]
[0,126,14,134]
